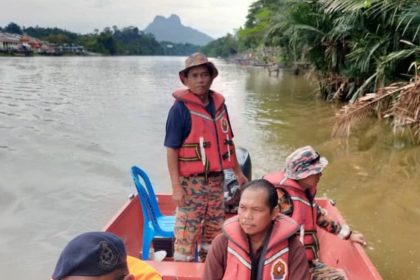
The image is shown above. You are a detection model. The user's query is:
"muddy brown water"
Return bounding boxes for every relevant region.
[0,56,418,279]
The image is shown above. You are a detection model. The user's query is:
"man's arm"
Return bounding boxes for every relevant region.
[203,234,227,280]
[165,102,190,206]
[232,154,248,186]
[223,104,248,186]
[276,188,294,216]
[167,147,183,206]
[316,205,367,246]
[288,235,311,279]
[316,204,343,234]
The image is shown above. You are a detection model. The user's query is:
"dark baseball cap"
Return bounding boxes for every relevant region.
[51,231,127,280]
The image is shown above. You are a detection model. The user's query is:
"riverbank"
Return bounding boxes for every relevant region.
[0,49,99,57]
[229,47,420,145]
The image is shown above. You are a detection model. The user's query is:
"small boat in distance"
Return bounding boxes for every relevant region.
[103,193,382,279]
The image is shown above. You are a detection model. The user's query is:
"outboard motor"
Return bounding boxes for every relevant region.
[224,147,252,213]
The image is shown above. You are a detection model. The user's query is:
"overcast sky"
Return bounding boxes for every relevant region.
[0,0,256,39]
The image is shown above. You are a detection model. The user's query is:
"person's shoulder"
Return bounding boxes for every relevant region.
[207,233,228,265]
[210,233,228,252]
[171,100,187,110]
[168,100,188,116]
[213,232,228,245]
[127,256,161,280]
[287,234,306,257]
[276,186,288,194]
[210,90,225,96]
[275,214,299,235]
[288,234,300,245]
[177,100,189,111]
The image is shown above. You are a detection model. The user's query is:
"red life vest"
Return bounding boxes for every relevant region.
[264,171,320,261]
[222,215,298,280]
[173,89,237,177]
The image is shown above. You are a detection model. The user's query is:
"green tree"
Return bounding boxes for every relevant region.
[201,33,239,58]
[4,22,23,34]
[96,29,118,55]
[24,26,79,42]
[238,3,272,50]
[264,0,419,100]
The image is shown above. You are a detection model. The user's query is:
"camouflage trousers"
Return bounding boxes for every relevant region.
[310,260,347,280]
[174,172,224,262]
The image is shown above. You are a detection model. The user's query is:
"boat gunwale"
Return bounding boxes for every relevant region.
[104,194,382,280]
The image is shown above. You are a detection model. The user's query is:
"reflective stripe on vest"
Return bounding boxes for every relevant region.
[222,215,298,280]
[227,247,251,270]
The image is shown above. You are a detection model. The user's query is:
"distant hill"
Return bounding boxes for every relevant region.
[144,14,213,46]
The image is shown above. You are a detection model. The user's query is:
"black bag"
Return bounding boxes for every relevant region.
[223,147,252,213]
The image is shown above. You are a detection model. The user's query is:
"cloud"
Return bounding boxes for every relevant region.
[92,0,114,8]
[0,0,255,38]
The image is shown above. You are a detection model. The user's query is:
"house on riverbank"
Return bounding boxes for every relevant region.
[0,31,86,55]
[0,32,20,51]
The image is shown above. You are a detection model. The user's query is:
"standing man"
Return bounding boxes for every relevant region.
[165,52,248,262]
[264,146,367,279]
[203,179,310,280]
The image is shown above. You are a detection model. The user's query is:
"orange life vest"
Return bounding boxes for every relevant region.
[222,215,298,280]
[264,171,320,261]
[173,89,237,177]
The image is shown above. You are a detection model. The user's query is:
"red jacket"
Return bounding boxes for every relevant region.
[222,215,298,280]
[173,89,237,177]
[264,171,320,261]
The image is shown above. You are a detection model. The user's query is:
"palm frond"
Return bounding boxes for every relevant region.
[350,72,378,102]
[333,77,420,138]
[390,81,420,141]
[332,93,377,137]
[321,0,367,14]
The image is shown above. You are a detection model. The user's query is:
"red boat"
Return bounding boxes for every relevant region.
[103,193,382,279]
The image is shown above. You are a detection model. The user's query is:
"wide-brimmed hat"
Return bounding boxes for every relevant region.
[51,232,127,279]
[179,52,218,85]
[284,146,328,180]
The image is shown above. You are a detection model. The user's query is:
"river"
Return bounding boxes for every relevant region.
[0,56,419,279]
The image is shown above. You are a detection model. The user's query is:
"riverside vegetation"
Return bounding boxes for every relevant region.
[0,22,199,56]
[202,0,420,142]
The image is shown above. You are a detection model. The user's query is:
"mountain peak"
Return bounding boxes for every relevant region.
[168,14,181,25]
[144,14,213,46]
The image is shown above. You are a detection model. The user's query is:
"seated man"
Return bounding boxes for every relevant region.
[51,231,161,280]
[264,146,367,279]
[203,179,310,280]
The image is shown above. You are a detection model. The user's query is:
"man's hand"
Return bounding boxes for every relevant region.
[234,170,249,186]
[172,183,184,207]
[350,232,367,246]
[232,156,249,187]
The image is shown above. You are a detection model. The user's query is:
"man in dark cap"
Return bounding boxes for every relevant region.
[51,231,161,280]
[164,52,248,262]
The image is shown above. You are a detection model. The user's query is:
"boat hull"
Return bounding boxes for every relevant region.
[103,194,382,280]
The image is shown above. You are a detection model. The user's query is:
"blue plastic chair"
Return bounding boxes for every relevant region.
[131,166,175,260]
